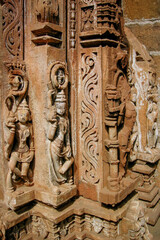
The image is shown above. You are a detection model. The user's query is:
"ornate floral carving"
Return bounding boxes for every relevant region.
[2,0,23,59]
[81,53,99,184]
[4,63,34,192]
[46,62,74,189]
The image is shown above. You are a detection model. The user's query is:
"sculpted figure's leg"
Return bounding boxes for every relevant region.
[8,155,21,177]
[21,162,30,177]
[6,155,19,192]
[50,148,67,183]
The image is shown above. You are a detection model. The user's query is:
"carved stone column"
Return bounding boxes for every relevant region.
[24,0,76,208]
[68,0,139,205]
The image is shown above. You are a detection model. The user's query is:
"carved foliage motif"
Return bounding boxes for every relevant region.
[2,0,23,59]
[81,53,99,184]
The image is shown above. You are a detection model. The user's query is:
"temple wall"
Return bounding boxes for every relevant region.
[123,0,160,118]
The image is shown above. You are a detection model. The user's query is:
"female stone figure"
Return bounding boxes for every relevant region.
[47,90,73,185]
[5,99,34,192]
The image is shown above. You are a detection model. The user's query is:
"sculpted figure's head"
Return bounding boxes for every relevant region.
[10,75,23,91]
[55,90,66,116]
[43,0,52,5]
[56,69,65,86]
[17,99,31,123]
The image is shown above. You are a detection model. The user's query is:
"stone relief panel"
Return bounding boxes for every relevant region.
[2,0,24,60]
[81,53,99,184]
[125,28,160,225]
[81,7,95,32]
[5,218,32,240]
[36,0,59,24]
[104,46,136,189]
[46,62,74,190]
[4,63,34,192]
[124,200,153,240]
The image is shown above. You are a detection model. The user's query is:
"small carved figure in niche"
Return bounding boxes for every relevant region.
[47,90,73,185]
[118,90,136,177]
[146,100,158,151]
[5,99,34,192]
[36,0,59,24]
[81,8,94,32]
[32,215,48,239]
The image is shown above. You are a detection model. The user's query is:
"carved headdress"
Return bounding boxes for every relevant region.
[17,98,29,111]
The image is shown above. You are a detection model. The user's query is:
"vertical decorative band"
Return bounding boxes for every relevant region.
[69,0,76,48]
[2,0,23,60]
[81,53,99,184]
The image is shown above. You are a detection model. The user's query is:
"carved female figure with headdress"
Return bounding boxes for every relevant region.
[47,90,73,185]
[5,99,34,191]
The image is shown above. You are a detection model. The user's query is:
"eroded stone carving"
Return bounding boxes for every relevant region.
[32,215,48,239]
[81,7,94,32]
[125,27,160,226]
[118,89,136,177]
[124,200,153,240]
[6,218,32,240]
[36,0,59,24]
[5,64,34,192]
[47,62,74,189]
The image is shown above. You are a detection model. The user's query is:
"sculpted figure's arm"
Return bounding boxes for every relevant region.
[118,102,125,126]
[47,121,57,141]
[5,115,16,160]
[65,125,72,159]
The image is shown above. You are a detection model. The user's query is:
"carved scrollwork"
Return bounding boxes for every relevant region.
[81,53,99,184]
[2,0,23,59]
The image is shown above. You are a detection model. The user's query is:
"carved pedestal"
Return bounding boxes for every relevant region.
[130,152,160,225]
